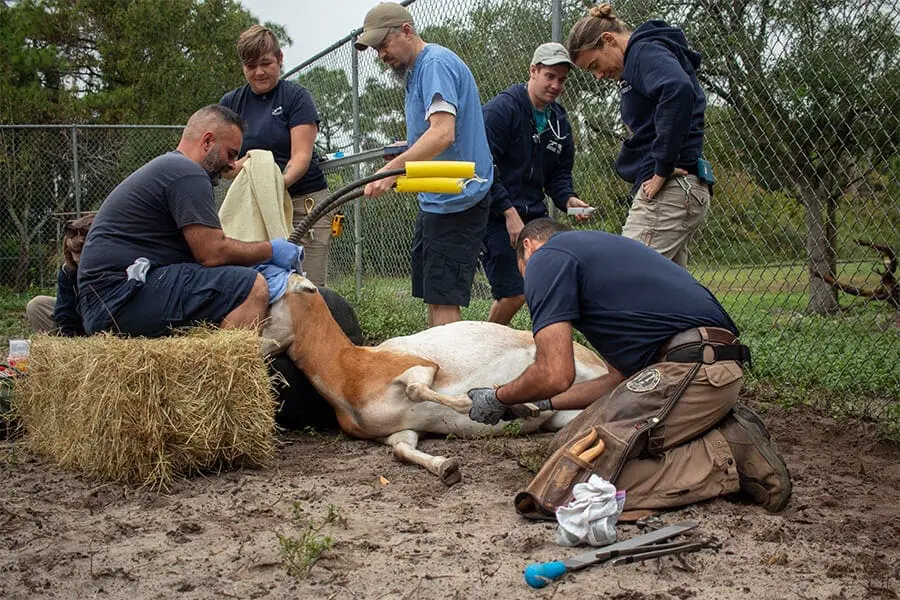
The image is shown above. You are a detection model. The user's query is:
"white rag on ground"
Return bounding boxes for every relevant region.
[218,149,297,303]
[555,474,626,547]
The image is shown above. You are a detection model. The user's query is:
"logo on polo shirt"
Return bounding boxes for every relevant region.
[272,106,283,116]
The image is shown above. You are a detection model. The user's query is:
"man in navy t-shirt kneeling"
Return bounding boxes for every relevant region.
[467,219,792,515]
[78,105,303,338]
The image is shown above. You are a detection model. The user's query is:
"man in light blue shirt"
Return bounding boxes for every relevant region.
[357,2,493,327]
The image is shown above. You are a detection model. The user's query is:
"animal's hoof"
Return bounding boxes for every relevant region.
[439,459,462,486]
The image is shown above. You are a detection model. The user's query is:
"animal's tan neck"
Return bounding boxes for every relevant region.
[284,291,436,414]
[286,292,360,385]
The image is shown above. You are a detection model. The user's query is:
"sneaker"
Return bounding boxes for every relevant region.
[719,404,792,512]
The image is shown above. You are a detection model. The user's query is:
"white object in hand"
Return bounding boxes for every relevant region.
[567,207,596,216]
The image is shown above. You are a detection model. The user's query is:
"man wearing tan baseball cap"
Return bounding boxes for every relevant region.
[355,2,495,329]
[479,42,591,326]
[354,2,414,51]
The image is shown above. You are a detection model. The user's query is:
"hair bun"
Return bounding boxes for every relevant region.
[589,2,616,19]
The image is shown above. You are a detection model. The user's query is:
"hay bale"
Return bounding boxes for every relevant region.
[13,328,276,488]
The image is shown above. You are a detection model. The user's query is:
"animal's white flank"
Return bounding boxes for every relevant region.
[280,274,608,484]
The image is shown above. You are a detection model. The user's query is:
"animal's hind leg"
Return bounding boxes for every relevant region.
[381,430,462,486]
[405,382,472,414]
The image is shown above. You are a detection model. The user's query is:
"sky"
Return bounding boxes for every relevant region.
[239,0,387,72]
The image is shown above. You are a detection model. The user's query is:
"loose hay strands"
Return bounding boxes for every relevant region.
[13,328,276,489]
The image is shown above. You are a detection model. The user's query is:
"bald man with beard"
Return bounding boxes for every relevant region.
[77,104,302,337]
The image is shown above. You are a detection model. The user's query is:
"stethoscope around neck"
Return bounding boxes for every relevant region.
[531,106,569,144]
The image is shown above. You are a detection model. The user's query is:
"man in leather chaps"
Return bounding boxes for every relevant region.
[466,219,792,518]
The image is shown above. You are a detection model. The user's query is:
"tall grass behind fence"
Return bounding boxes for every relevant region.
[0,0,897,408]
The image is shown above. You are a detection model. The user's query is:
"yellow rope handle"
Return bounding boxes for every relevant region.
[404,161,476,179]
[395,176,465,194]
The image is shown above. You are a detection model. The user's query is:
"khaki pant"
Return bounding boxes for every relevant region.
[291,188,333,287]
[516,359,743,518]
[621,174,710,267]
[25,295,56,333]
[613,361,742,509]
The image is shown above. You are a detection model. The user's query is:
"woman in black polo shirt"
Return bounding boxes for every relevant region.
[220,25,333,286]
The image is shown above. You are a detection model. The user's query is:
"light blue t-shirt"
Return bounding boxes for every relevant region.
[404,44,493,214]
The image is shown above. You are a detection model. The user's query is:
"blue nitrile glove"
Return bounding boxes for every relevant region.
[255,263,290,304]
[467,387,507,425]
[270,238,303,271]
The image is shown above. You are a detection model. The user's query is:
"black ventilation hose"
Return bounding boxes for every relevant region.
[288,168,406,243]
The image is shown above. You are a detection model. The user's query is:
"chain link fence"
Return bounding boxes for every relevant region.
[1,0,897,409]
[289,0,898,408]
[0,125,184,289]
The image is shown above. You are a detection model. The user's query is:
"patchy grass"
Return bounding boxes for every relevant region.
[276,502,346,578]
[694,259,884,295]
[0,288,44,350]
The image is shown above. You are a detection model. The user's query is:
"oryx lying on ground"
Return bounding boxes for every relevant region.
[269,273,608,485]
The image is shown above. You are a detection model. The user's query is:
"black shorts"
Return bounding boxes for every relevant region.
[481,214,525,299]
[113,263,258,337]
[411,195,490,307]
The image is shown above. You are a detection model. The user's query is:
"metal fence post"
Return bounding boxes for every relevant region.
[549,0,562,221]
[352,36,363,298]
[552,0,561,43]
[71,126,81,217]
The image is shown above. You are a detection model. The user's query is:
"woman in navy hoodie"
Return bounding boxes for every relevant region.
[566,3,712,267]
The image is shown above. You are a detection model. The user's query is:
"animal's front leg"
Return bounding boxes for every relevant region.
[404,382,472,414]
[381,430,461,486]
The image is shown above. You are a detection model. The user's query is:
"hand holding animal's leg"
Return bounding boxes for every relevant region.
[382,430,462,486]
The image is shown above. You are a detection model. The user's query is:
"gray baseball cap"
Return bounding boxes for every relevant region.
[355,3,414,50]
[531,42,575,68]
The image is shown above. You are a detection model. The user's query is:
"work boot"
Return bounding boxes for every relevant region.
[719,404,792,512]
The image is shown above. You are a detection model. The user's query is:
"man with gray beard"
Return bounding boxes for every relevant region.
[77,104,302,337]
[355,3,494,327]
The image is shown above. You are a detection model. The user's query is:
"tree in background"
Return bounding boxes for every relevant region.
[295,67,355,156]
[641,0,900,314]
[0,0,289,290]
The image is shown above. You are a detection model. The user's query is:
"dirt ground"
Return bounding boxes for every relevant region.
[1,401,898,600]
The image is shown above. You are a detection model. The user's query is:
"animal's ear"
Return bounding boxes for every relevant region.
[287,273,319,295]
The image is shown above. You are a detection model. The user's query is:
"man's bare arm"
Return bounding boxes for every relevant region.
[364,111,456,197]
[386,111,455,168]
[547,365,626,410]
[182,224,272,267]
[495,322,576,404]
[495,322,627,410]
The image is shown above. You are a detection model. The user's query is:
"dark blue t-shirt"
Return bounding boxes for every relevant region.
[219,80,327,197]
[524,231,737,376]
[77,151,222,332]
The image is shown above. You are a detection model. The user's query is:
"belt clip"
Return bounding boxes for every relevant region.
[699,342,717,365]
[675,175,692,195]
